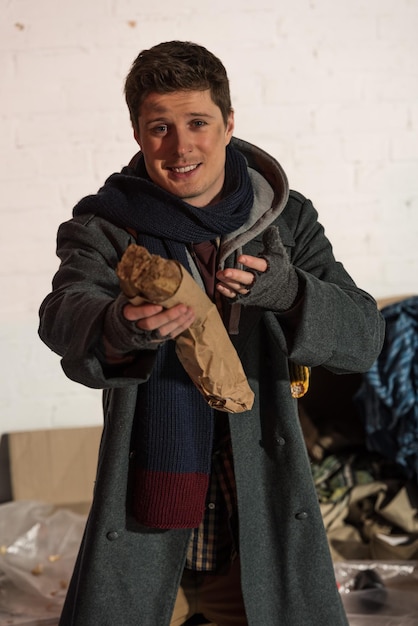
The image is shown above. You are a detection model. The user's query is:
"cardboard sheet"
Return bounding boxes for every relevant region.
[8,426,102,510]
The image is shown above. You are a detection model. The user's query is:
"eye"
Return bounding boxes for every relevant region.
[191,120,207,128]
[151,124,168,135]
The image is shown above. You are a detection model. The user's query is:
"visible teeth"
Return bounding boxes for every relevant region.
[171,164,198,173]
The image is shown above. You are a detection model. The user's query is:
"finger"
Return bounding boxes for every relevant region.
[238,254,268,272]
[216,279,253,300]
[137,305,194,335]
[123,302,163,322]
[216,268,255,289]
[153,307,195,340]
[216,282,240,299]
[133,303,188,330]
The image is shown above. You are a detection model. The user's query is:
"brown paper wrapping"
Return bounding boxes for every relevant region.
[117,245,254,413]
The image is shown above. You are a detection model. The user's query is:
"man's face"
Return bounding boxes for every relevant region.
[134,90,234,207]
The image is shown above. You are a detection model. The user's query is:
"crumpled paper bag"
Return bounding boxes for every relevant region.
[117,244,254,413]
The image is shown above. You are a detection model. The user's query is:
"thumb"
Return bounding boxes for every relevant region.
[262,225,285,255]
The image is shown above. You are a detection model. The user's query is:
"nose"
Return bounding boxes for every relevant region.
[172,127,192,157]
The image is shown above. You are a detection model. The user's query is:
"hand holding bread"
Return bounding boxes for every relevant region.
[117,244,254,413]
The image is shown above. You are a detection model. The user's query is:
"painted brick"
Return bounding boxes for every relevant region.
[1,0,417,436]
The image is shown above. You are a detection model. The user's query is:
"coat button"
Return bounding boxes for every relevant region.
[106,530,119,541]
[295,511,308,520]
[275,437,286,446]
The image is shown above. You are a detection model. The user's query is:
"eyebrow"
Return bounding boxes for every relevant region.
[145,112,215,126]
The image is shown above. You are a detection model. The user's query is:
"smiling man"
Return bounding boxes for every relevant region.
[38,41,385,626]
[136,90,234,207]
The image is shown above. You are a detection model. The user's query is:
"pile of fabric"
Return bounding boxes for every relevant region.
[355,296,418,480]
[299,296,418,562]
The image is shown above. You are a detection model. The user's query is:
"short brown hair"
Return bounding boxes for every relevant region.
[124,41,232,133]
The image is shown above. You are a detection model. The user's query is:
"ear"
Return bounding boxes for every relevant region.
[133,128,141,147]
[225,109,235,145]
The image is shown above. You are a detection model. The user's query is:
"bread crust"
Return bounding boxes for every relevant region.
[116,244,182,302]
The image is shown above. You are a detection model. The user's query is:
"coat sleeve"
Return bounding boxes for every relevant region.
[266,190,385,373]
[38,215,158,389]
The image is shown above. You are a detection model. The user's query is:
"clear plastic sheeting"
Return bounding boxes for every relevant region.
[1,502,418,625]
[0,501,86,626]
[336,560,418,626]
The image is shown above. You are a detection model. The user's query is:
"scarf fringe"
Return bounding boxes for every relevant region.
[133,468,209,529]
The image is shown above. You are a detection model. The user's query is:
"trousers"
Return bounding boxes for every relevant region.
[170,557,248,626]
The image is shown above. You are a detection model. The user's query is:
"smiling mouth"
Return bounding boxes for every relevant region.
[169,164,200,174]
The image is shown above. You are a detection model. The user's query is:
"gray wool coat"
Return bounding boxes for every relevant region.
[39,138,385,626]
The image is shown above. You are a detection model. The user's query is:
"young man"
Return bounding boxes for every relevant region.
[39,41,385,626]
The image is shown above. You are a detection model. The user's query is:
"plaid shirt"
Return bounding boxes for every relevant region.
[186,416,238,571]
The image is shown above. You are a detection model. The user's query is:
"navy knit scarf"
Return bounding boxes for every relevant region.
[74,144,254,528]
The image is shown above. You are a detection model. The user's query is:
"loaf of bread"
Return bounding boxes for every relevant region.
[117,244,182,302]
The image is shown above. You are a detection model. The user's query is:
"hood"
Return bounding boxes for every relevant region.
[219,137,289,265]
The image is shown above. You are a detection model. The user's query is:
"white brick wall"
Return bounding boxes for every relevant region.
[1,0,417,436]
